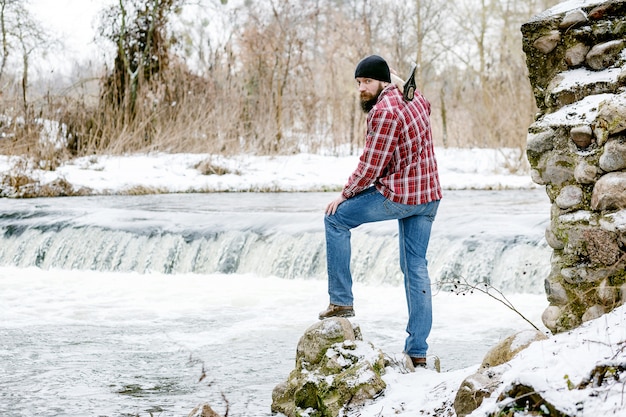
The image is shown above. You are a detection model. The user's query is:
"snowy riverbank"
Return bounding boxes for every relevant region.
[0,147,535,197]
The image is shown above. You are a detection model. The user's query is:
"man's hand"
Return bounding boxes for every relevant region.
[325,194,347,215]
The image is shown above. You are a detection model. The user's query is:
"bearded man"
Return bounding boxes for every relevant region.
[318,54,442,369]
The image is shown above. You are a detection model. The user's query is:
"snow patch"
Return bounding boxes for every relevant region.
[538,94,614,127]
[551,67,622,93]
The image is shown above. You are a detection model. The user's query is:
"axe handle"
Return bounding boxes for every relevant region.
[403,64,417,101]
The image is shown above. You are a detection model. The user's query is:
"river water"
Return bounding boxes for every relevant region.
[0,190,551,417]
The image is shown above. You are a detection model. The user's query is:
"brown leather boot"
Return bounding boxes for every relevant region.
[404,354,427,372]
[410,357,427,368]
[318,304,355,320]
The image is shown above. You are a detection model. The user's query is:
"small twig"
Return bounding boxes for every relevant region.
[221,392,230,417]
[612,340,626,361]
[583,339,613,348]
[440,275,541,331]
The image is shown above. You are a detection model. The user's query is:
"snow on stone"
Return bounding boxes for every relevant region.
[550,67,622,93]
[319,318,344,336]
[538,93,614,127]
[531,0,607,21]
[509,329,543,351]
[601,209,626,232]
[559,210,592,223]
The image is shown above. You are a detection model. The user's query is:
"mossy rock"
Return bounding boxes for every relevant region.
[272,318,386,417]
[480,330,548,369]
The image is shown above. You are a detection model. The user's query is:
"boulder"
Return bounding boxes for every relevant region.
[595,94,626,137]
[597,278,619,306]
[453,330,548,417]
[582,228,621,266]
[541,305,562,332]
[581,304,606,322]
[536,152,575,185]
[480,330,548,369]
[454,372,496,417]
[545,277,569,305]
[527,129,555,155]
[271,318,386,417]
[545,224,565,250]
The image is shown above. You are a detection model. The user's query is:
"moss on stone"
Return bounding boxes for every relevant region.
[273,318,386,417]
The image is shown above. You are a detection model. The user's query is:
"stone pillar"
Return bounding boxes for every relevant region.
[521,0,626,333]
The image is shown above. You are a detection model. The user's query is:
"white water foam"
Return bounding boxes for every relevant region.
[0,267,547,417]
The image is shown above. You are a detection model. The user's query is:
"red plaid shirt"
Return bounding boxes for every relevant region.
[342,84,442,205]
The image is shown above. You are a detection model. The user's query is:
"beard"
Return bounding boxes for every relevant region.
[360,96,377,113]
[359,85,384,113]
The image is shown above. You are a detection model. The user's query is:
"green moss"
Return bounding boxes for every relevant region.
[526,150,539,168]
[546,184,560,201]
[556,306,582,331]
[570,301,588,320]
[609,270,626,287]
[294,381,332,417]
[613,18,626,38]
[606,114,626,132]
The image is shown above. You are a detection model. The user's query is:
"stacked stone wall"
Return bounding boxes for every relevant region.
[521,0,626,333]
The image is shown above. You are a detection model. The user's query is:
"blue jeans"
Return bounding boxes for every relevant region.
[324,186,439,358]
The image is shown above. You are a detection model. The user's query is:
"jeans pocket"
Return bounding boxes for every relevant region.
[383,199,413,217]
[384,199,440,220]
[426,200,440,221]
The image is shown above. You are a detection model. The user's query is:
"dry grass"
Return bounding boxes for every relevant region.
[194,157,240,176]
[0,56,537,171]
[121,185,171,195]
[0,169,91,198]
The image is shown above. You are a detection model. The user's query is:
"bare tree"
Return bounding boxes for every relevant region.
[384,0,448,90]
[0,0,14,85]
[99,0,184,113]
[0,0,51,110]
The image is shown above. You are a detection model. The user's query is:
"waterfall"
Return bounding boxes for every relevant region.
[0,221,549,294]
[0,191,551,294]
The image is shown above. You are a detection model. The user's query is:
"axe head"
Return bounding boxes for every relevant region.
[403,64,417,101]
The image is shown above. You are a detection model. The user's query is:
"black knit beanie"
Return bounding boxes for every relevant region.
[354,55,391,83]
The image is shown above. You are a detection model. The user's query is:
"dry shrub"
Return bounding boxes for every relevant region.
[37,178,90,198]
[0,110,43,155]
[122,185,170,195]
[0,94,72,171]
[0,157,38,197]
[0,159,90,198]
[0,153,92,197]
[429,67,535,151]
[2,55,536,167]
[1,171,37,195]
[52,63,247,157]
[194,157,239,176]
